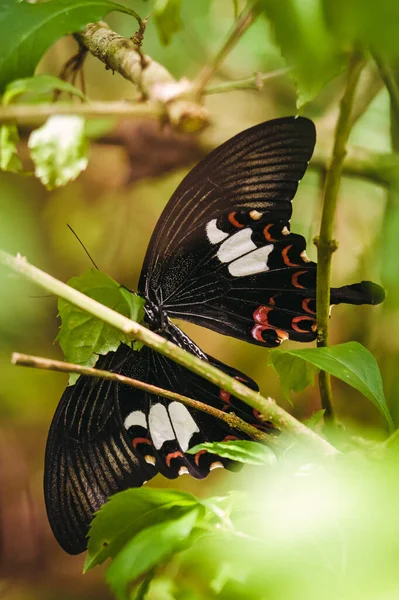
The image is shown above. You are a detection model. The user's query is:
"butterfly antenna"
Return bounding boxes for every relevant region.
[67,224,99,269]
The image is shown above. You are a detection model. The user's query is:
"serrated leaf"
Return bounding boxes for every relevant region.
[0,123,22,172]
[269,350,317,405]
[28,115,89,189]
[56,269,145,384]
[188,440,276,466]
[0,0,141,91]
[106,509,200,600]
[85,488,202,572]
[154,0,182,45]
[270,342,393,431]
[260,0,344,106]
[3,74,86,104]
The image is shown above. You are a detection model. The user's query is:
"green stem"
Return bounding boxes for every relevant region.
[12,352,271,444]
[205,68,290,95]
[193,1,259,96]
[315,52,366,421]
[373,55,399,126]
[0,249,338,456]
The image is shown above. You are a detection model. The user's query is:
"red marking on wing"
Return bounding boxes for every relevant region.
[253,305,272,324]
[263,223,277,242]
[228,212,244,229]
[166,451,184,467]
[132,437,152,448]
[223,435,239,442]
[302,298,316,314]
[195,449,207,466]
[292,316,317,333]
[292,270,307,289]
[282,245,300,267]
[220,389,231,404]
[251,324,289,343]
[269,296,276,306]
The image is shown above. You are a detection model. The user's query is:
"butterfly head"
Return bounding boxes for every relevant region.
[143,297,168,332]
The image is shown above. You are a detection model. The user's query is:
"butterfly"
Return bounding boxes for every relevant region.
[44,116,385,554]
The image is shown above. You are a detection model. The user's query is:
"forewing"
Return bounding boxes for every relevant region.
[139,116,316,300]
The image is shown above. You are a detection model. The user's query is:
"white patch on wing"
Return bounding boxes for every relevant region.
[210,461,224,471]
[149,404,175,449]
[124,410,146,431]
[217,228,256,263]
[179,466,189,476]
[206,219,229,244]
[168,401,200,452]
[228,245,274,277]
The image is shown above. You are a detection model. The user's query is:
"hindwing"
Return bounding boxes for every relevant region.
[45,336,269,554]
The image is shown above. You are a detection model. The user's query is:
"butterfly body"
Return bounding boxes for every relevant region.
[45,117,385,554]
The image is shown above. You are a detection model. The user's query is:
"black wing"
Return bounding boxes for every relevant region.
[45,338,269,555]
[138,116,384,347]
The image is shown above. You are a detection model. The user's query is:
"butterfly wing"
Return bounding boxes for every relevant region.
[138,116,384,347]
[45,339,267,555]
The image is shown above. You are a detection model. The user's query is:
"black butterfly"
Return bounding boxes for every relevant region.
[44,117,384,554]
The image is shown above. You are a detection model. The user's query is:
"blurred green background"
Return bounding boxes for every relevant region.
[0,0,398,598]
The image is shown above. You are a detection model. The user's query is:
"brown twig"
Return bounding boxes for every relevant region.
[76,21,208,132]
[11,352,272,444]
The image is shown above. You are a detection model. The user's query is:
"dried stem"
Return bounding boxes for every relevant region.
[76,21,209,132]
[0,101,161,124]
[12,352,271,444]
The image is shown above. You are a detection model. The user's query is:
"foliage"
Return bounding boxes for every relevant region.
[82,448,399,600]
[154,0,183,45]
[188,440,277,465]
[269,342,393,430]
[0,0,140,92]
[57,269,145,383]
[0,1,398,600]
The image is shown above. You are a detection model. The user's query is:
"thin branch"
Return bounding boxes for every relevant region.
[0,101,161,124]
[193,1,260,96]
[311,143,399,189]
[0,250,338,456]
[12,352,271,444]
[373,55,399,125]
[76,21,208,132]
[315,52,366,422]
[205,68,291,95]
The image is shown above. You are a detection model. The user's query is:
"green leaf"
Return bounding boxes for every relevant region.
[154,0,182,45]
[324,0,399,59]
[28,115,89,189]
[106,509,199,600]
[56,269,145,384]
[0,123,22,172]
[303,409,326,430]
[260,0,344,106]
[270,342,393,430]
[269,350,317,404]
[85,488,202,572]
[3,74,86,104]
[188,440,276,466]
[0,0,141,92]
